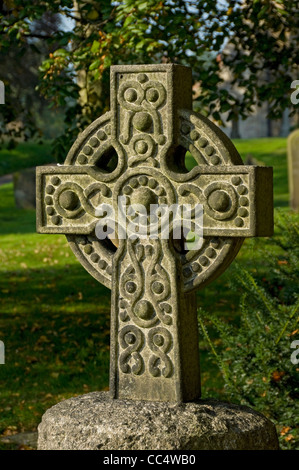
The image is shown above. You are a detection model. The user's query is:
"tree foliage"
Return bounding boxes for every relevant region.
[0,0,298,160]
[0,7,64,145]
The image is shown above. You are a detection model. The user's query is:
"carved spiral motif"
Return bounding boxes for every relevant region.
[148,327,173,378]
[119,325,144,375]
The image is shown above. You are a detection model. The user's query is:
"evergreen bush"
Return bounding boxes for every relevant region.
[198,210,299,449]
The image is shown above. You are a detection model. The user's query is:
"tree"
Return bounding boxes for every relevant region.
[0,0,298,160]
[221,0,299,125]
[0,5,64,145]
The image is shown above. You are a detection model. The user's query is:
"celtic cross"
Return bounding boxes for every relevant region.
[36,64,273,402]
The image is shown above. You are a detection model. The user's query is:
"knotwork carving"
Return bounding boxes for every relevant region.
[148,327,173,378]
[119,325,145,376]
[118,75,167,145]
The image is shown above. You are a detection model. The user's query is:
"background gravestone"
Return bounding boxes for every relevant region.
[13,167,36,209]
[287,129,299,211]
[36,64,278,450]
[14,164,57,210]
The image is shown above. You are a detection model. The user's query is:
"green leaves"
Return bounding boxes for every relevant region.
[90,40,100,54]
[198,208,299,450]
[1,0,298,160]
[53,48,69,58]
[89,59,100,71]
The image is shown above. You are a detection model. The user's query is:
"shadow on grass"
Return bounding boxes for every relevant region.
[0,264,111,433]
[0,262,226,434]
[0,184,37,235]
[0,264,111,313]
[0,138,292,434]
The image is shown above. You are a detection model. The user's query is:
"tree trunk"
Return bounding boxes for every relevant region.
[231,118,241,139]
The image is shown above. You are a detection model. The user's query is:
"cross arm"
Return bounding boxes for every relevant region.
[177,165,273,237]
[36,166,112,235]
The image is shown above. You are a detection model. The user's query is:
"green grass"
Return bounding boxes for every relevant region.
[0,137,293,448]
[0,183,111,446]
[0,141,55,177]
[232,137,289,207]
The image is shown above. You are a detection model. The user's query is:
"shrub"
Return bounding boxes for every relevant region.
[198,210,299,449]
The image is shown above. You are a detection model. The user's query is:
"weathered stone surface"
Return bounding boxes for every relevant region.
[37,391,279,450]
[287,129,299,211]
[36,64,273,404]
[14,167,36,209]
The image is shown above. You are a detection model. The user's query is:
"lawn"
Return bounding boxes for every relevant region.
[0,141,54,177]
[0,137,294,448]
[232,137,289,207]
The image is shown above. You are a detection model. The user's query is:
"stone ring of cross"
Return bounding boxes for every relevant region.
[37,65,273,402]
[37,64,272,293]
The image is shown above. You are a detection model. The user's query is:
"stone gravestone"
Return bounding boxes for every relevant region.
[13,167,36,209]
[36,64,278,450]
[288,129,299,211]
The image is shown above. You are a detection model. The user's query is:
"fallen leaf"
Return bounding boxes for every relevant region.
[272,371,285,382]
[26,356,38,363]
[280,426,291,436]
[37,335,50,344]
[2,426,17,436]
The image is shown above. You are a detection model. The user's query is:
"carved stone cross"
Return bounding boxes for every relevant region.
[36,64,273,403]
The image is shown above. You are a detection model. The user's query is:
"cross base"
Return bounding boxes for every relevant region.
[37,391,279,450]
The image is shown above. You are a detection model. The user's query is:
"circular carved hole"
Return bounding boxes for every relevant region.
[165,146,189,174]
[152,281,164,294]
[165,146,198,173]
[146,88,159,103]
[170,228,188,255]
[185,152,197,171]
[99,237,117,253]
[94,147,118,173]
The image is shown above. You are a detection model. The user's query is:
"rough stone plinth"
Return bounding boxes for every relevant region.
[37,392,279,450]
